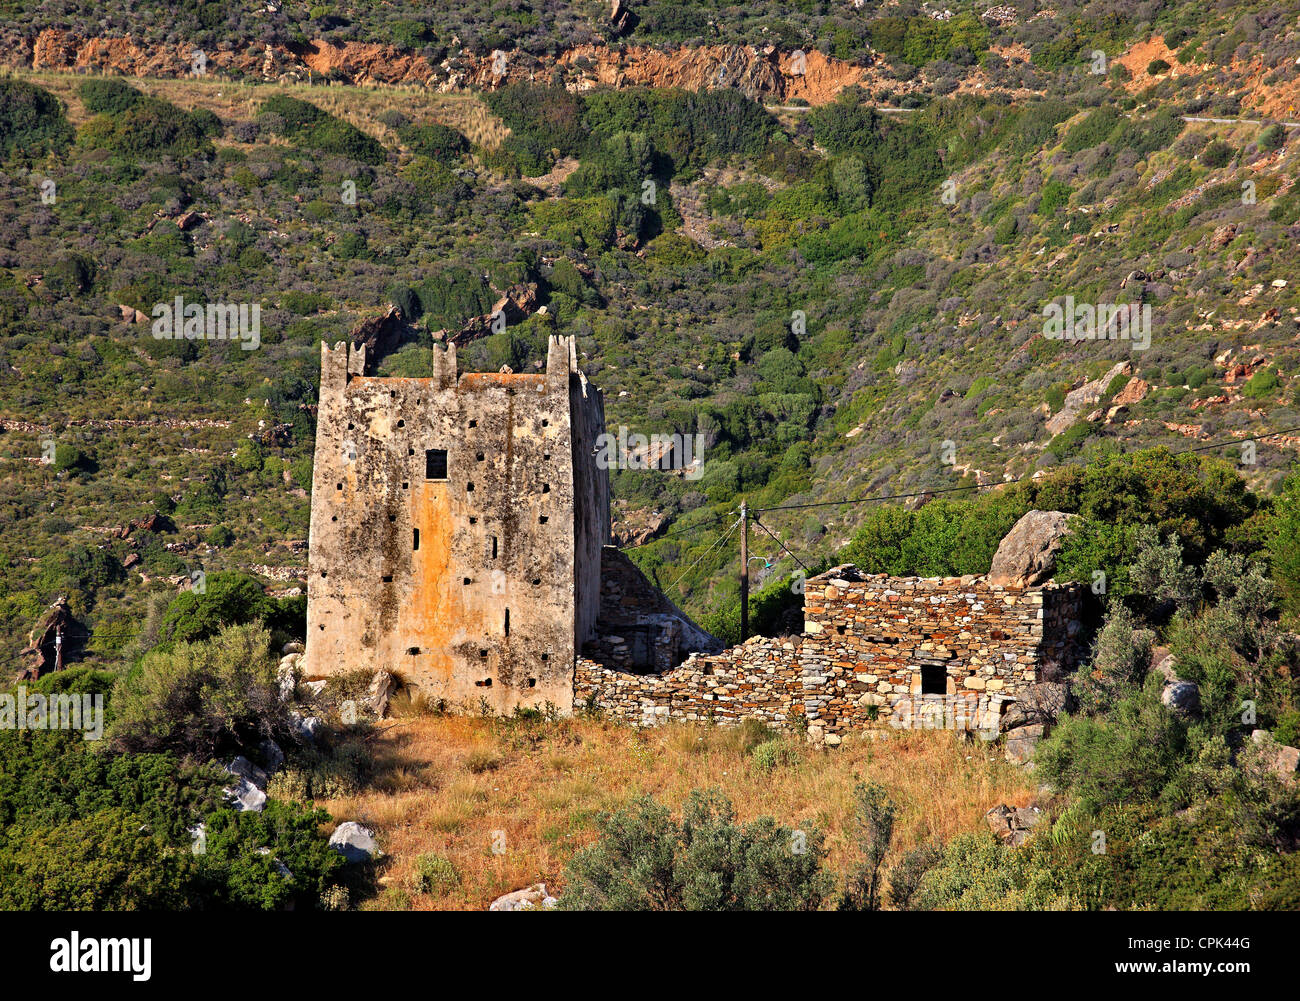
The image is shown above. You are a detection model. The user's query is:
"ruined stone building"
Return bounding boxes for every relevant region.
[304,333,1086,750]
[577,511,1092,751]
[576,565,1087,745]
[304,334,614,713]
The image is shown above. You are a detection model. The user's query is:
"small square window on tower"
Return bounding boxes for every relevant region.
[425,448,448,480]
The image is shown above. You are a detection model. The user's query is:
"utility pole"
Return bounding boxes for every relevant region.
[739,500,748,642]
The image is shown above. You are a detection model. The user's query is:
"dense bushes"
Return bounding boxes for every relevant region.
[161,570,304,645]
[259,95,385,164]
[866,12,989,66]
[79,78,144,115]
[560,787,829,910]
[0,79,74,158]
[484,83,586,173]
[109,622,293,759]
[397,121,469,164]
[807,88,943,213]
[0,725,343,910]
[80,93,221,158]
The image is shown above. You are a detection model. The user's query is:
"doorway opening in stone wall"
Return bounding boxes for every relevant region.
[628,626,659,672]
[920,664,947,695]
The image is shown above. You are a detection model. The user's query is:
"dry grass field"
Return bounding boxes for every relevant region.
[16,70,509,149]
[317,709,1037,910]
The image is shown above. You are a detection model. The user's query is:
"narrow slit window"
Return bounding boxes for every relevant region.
[491,536,498,559]
[425,448,448,480]
[504,608,510,637]
[413,528,420,551]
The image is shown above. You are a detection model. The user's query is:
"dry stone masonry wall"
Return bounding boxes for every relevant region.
[575,565,1086,745]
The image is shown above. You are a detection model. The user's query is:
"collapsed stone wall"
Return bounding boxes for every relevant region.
[581,546,722,673]
[575,566,1086,745]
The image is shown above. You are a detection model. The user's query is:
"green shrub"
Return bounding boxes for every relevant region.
[1268,468,1300,615]
[193,800,343,909]
[0,79,74,158]
[1259,123,1286,153]
[108,622,290,759]
[915,832,1073,910]
[1201,140,1233,168]
[259,95,385,164]
[161,571,275,643]
[79,78,143,115]
[80,96,218,158]
[411,852,460,895]
[0,808,196,910]
[559,789,829,910]
[750,738,795,773]
[839,782,896,911]
[398,122,469,164]
[1242,367,1279,399]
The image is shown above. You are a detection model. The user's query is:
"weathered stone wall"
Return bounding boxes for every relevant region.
[575,567,1085,743]
[304,334,607,714]
[581,546,723,673]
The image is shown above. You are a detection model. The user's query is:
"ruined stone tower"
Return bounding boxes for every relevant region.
[303,334,610,713]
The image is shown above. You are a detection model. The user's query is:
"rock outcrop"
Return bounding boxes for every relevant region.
[489,883,559,911]
[6,30,875,105]
[329,822,379,863]
[984,803,1043,847]
[1250,730,1300,779]
[988,510,1078,588]
[349,304,410,374]
[17,597,79,680]
[1045,361,1131,436]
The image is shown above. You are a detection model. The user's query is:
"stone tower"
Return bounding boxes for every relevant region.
[303,334,610,713]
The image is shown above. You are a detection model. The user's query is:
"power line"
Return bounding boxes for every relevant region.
[667,515,741,594]
[755,423,1300,515]
[751,515,812,575]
